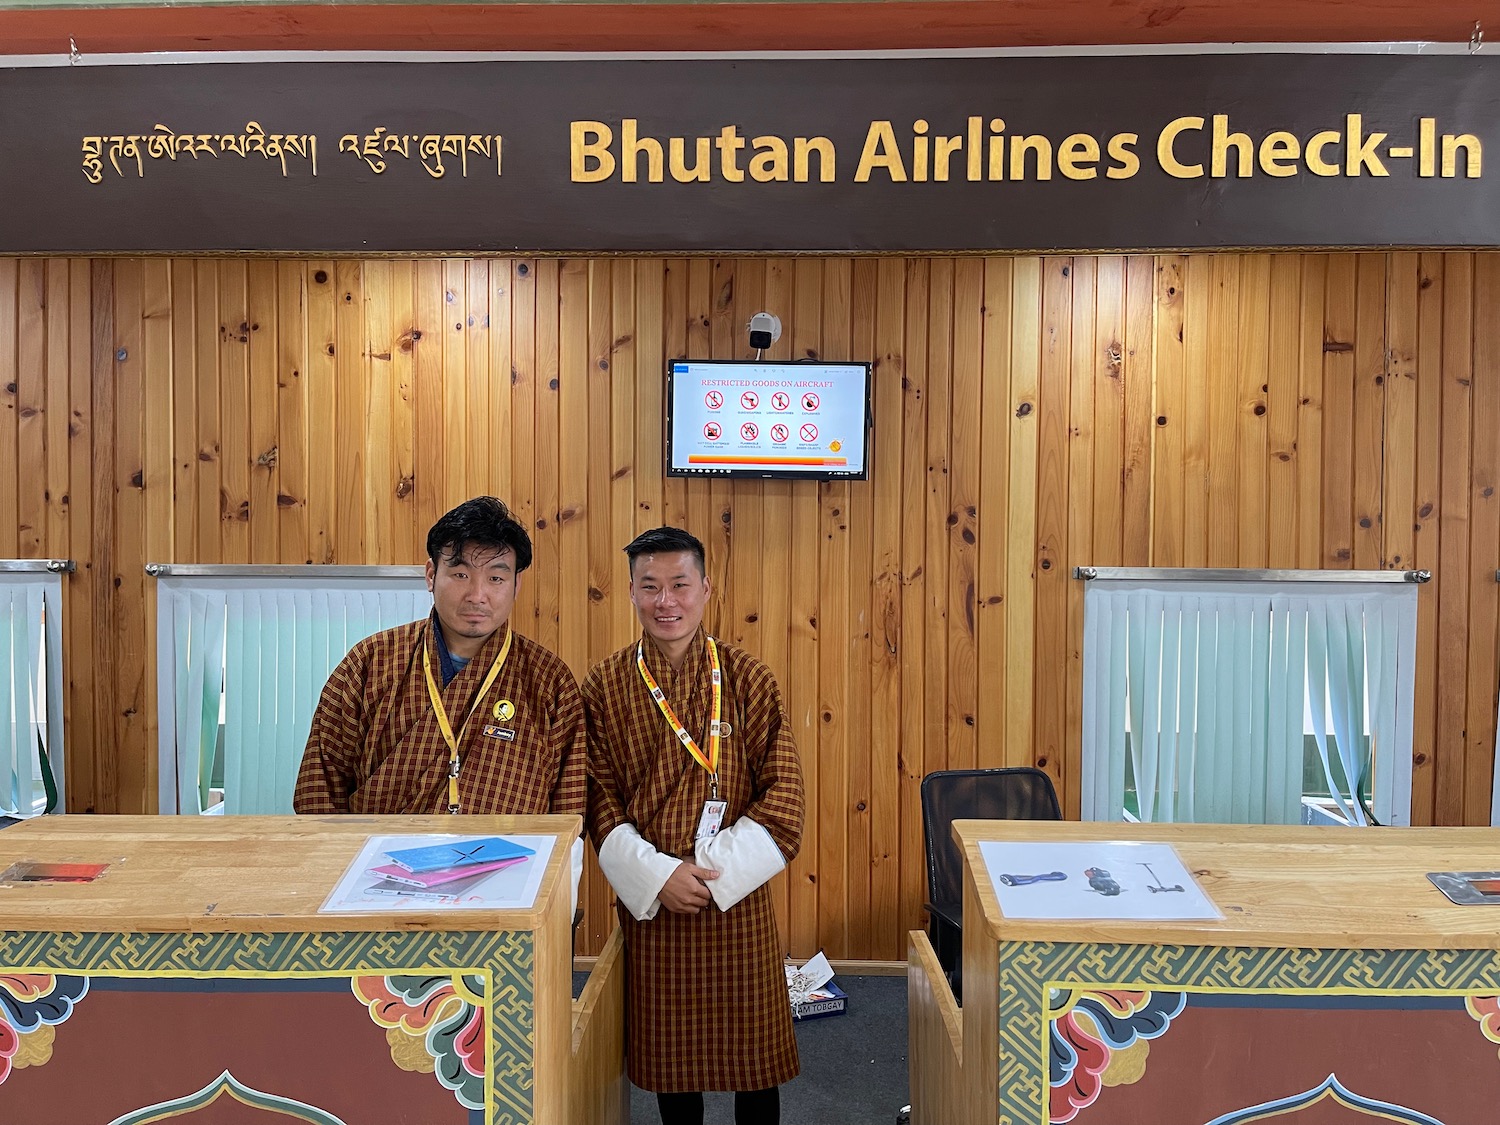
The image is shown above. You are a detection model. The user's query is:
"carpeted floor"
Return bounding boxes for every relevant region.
[575,971,909,1125]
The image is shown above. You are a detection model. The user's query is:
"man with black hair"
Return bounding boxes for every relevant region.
[293,498,586,846]
[584,526,804,1125]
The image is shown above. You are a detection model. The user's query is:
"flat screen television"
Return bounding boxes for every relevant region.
[665,359,872,480]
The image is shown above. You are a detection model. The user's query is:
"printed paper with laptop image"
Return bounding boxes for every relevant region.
[320,833,556,913]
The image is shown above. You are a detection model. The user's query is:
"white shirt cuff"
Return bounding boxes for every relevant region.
[597,823,681,921]
[694,816,786,912]
[569,836,584,919]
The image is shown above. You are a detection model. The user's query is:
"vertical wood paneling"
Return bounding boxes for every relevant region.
[1465,256,1500,826]
[66,259,97,811]
[218,262,251,564]
[975,258,1011,773]
[557,259,589,677]
[788,256,822,958]
[1004,258,1041,771]
[1064,257,1096,821]
[1152,256,1186,567]
[0,261,17,560]
[140,260,174,813]
[532,261,562,656]
[1206,256,1241,567]
[390,262,418,562]
[819,256,852,956]
[1352,255,1388,572]
[1409,253,1444,828]
[168,262,198,565]
[868,257,905,960]
[276,262,310,564]
[17,261,46,560]
[1435,254,1474,828]
[88,259,116,812]
[1296,256,1328,570]
[757,256,794,951]
[9,250,1500,957]
[1035,257,1071,799]
[44,263,73,558]
[508,260,538,628]
[1265,255,1301,570]
[112,260,148,813]
[1236,256,1270,569]
[846,256,878,957]
[362,260,394,563]
[948,259,982,777]
[1121,256,1155,567]
[898,257,929,960]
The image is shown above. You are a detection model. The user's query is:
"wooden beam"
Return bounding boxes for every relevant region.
[1,1,1489,57]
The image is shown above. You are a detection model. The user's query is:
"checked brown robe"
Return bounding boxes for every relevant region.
[584,629,804,1093]
[293,615,586,818]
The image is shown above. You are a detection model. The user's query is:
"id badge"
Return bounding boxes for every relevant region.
[695,800,728,840]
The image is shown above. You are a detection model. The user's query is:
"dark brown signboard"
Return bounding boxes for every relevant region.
[0,53,1496,253]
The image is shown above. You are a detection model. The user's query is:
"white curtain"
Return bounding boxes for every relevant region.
[1081,577,1419,827]
[0,568,64,818]
[155,572,428,814]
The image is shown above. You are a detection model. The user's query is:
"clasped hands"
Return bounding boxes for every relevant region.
[659,861,720,914]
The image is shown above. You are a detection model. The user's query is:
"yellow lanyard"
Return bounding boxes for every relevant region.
[637,635,722,799]
[422,626,512,813]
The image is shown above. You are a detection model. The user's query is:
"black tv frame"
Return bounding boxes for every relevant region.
[664,358,874,482]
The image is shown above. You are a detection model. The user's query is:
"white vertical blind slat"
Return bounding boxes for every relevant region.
[22,585,45,815]
[1081,577,1418,828]
[0,588,20,815]
[1174,598,1200,823]
[1157,595,1182,825]
[1105,594,1129,821]
[1080,592,1106,820]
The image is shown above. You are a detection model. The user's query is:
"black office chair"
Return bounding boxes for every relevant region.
[921,767,1060,1002]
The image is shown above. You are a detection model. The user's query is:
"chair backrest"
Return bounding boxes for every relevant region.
[920,767,1061,910]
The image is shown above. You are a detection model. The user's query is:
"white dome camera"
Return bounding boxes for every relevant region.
[748,312,782,351]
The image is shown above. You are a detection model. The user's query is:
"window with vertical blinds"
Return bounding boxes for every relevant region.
[1080,571,1421,828]
[0,564,66,819]
[153,567,429,815]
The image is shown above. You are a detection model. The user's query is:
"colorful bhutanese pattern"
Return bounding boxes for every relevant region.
[354,973,488,1111]
[0,973,88,1083]
[1047,988,1185,1123]
[1203,1074,1446,1124]
[1466,994,1500,1054]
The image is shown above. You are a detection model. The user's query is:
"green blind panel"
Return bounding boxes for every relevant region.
[0,578,56,819]
[1082,578,1419,827]
[222,588,428,814]
[157,577,428,815]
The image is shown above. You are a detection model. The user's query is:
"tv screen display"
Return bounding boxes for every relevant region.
[666,360,872,480]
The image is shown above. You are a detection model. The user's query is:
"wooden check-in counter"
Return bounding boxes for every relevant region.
[0,815,625,1125]
[910,821,1500,1125]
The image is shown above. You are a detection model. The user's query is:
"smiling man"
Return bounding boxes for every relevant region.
[292,497,585,829]
[583,527,804,1125]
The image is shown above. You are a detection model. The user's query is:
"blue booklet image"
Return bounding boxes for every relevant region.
[384,836,536,874]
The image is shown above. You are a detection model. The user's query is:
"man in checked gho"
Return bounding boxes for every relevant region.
[584,526,805,1125]
[292,496,586,903]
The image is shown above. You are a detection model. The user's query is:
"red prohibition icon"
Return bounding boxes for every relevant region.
[741,422,760,441]
[771,391,791,411]
[800,423,819,442]
[704,390,723,409]
[740,391,760,410]
[703,422,722,440]
[770,423,790,443]
[801,392,820,411]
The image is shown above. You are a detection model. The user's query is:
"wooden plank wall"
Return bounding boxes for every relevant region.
[1,252,1498,959]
